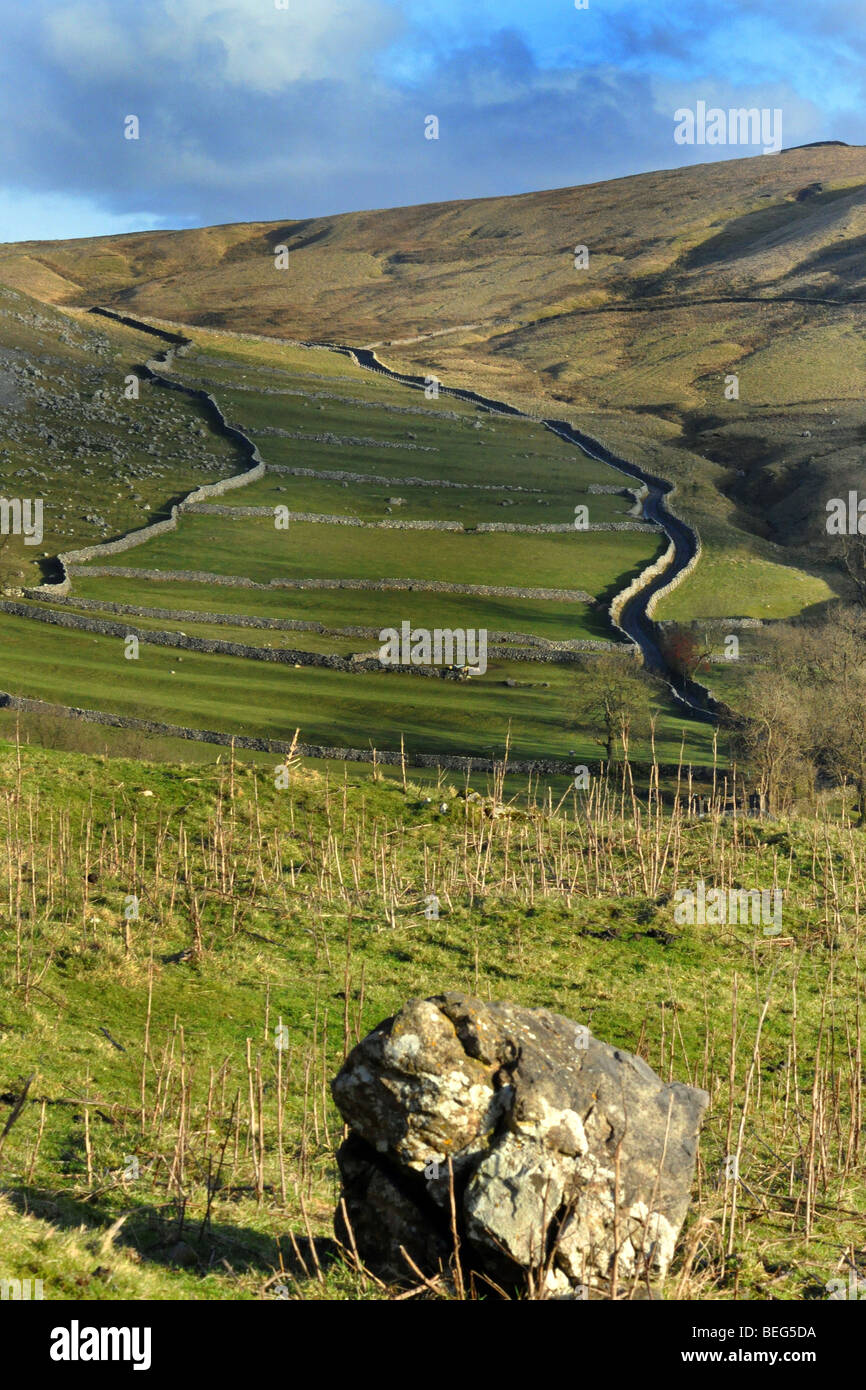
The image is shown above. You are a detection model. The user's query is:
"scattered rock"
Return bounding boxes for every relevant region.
[332,992,708,1296]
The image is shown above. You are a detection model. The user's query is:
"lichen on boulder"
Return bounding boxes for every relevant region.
[331,991,708,1296]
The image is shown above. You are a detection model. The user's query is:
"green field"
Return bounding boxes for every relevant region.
[66,575,614,642]
[0,610,717,765]
[0,309,707,765]
[33,325,693,764]
[76,514,661,594]
[218,473,635,526]
[657,539,835,620]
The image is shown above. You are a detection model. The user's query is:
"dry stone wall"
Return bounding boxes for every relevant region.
[58,569,597,603]
[475,520,655,533]
[266,465,558,493]
[186,505,653,534]
[14,308,710,744]
[0,600,600,671]
[608,538,676,633]
[188,506,464,530]
[646,529,702,618]
[25,309,267,601]
[31,594,617,651]
[0,690,691,777]
[254,425,438,452]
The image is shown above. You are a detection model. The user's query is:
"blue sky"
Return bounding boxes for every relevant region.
[0,0,863,242]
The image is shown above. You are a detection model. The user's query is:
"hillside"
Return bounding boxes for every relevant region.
[2,146,861,625]
[1,289,727,772]
[2,146,864,360]
[0,287,241,589]
[0,736,863,1300]
[1,147,865,1309]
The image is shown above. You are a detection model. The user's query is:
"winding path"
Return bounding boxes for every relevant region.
[324,343,721,721]
[77,308,720,720]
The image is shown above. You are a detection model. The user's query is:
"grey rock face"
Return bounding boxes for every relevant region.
[331,992,708,1295]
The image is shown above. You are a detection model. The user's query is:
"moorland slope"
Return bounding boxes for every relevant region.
[3,145,861,622]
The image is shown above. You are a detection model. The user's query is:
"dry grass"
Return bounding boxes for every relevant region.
[0,728,863,1300]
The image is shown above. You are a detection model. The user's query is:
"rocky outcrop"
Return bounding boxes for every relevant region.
[332,993,708,1296]
[26,308,267,600]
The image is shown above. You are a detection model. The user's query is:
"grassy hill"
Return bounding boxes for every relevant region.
[0,152,864,1304]
[0,286,240,589]
[0,293,723,769]
[3,145,860,629]
[0,736,862,1300]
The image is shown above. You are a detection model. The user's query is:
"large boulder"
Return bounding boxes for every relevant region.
[331,992,708,1296]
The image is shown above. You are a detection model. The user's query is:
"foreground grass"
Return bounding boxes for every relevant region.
[0,738,863,1300]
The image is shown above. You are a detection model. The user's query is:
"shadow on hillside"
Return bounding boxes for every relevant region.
[798,596,843,622]
[596,557,668,614]
[394,939,522,982]
[680,185,862,273]
[786,228,866,297]
[3,1183,340,1285]
[35,554,65,584]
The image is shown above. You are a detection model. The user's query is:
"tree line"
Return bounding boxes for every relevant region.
[570,607,866,822]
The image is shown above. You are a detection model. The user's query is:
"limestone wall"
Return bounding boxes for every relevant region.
[0,690,696,778]
[57,569,597,603]
[0,600,602,671]
[32,595,618,651]
[25,311,266,601]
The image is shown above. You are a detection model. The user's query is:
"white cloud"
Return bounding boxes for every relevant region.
[43,2,138,80]
[45,0,402,94]
[652,79,824,150]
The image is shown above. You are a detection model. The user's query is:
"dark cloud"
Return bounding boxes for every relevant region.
[0,0,859,238]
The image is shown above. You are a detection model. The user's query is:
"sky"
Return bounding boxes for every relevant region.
[0,0,863,242]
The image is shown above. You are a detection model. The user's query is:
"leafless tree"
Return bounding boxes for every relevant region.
[570,653,654,763]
